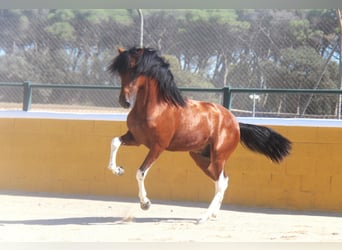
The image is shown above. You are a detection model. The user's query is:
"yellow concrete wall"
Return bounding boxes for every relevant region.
[1,117,342,212]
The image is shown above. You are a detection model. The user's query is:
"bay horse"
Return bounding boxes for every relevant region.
[107,46,291,223]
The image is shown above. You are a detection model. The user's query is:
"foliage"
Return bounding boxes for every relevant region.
[0,9,340,116]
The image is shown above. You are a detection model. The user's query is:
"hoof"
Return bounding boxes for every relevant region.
[140,200,151,211]
[115,166,125,176]
[196,213,217,224]
[196,213,211,224]
[109,165,125,176]
[196,217,207,224]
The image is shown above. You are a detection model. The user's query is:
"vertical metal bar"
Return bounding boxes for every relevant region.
[23,81,32,111]
[337,9,342,119]
[138,9,144,47]
[252,94,256,117]
[222,86,231,109]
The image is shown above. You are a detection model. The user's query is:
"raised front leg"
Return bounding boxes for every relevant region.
[108,131,139,176]
[108,137,125,175]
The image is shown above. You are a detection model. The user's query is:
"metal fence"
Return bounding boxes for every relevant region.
[0,9,342,118]
[1,81,342,119]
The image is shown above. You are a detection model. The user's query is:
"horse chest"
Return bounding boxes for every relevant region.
[127,108,179,149]
[127,116,147,132]
[127,115,160,146]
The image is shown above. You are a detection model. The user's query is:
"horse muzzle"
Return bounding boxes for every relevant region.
[119,94,131,109]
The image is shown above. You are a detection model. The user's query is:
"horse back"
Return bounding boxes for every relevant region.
[167,99,239,152]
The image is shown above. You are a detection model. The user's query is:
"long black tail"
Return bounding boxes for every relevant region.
[239,123,291,163]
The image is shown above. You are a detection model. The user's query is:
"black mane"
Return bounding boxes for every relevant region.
[108,47,186,107]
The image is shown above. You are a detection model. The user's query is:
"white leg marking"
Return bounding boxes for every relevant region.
[212,172,229,217]
[136,168,151,210]
[198,171,229,223]
[108,137,125,176]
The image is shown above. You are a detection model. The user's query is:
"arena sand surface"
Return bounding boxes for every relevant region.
[0,191,341,242]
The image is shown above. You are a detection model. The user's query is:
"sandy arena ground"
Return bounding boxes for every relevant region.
[0,191,342,242]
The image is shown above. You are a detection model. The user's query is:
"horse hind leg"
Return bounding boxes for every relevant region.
[189,151,229,223]
[198,170,229,224]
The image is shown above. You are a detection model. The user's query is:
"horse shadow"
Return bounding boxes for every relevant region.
[1,206,341,227]
[0,216,198,226]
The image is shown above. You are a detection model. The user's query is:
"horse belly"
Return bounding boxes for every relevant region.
[167,136,209,152]
[166,121,211,152]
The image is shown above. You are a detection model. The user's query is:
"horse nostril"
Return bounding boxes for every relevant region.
[123,101,130,108]
[119,95,130,108]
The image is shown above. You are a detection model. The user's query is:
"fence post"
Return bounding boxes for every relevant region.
[222,86,231,109]
[337,9,342,119]
[23,81,32,111]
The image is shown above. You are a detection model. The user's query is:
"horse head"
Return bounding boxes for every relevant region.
[108,47,145,108]
[108,46,186,108]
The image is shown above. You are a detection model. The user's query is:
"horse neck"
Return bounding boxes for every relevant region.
[133,77,164,116]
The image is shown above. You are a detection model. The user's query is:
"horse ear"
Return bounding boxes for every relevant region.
[117,47,125,54]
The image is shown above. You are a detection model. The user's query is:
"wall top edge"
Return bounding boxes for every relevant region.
[0,110,342,128]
